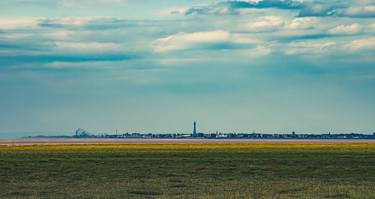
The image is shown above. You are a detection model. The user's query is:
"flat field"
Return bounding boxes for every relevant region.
[1,141,375,198]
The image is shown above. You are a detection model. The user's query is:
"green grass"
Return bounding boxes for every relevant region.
[1,144,375,198]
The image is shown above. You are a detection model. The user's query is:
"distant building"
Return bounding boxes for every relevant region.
[292,131,296,138]
[75,128,90,138]
[193,121,197,137]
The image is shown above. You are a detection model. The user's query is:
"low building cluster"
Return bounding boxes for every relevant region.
[74,126,375,140]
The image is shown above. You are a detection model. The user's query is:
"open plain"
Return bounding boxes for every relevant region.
[1,139,375,198]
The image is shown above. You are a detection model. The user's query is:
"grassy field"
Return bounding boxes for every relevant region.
[1,143,375,198]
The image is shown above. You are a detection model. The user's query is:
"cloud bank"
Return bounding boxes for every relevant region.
[0,0,375,133]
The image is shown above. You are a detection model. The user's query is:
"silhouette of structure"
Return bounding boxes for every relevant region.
[43,124,375,140]
[75,128,91,137]
[193,121,197,137]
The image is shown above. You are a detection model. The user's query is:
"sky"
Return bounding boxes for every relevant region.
[1,0,375,137]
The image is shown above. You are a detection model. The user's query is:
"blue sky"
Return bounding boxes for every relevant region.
[1,0,375,136]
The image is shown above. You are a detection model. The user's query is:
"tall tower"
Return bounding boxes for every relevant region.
[193,121,197,137]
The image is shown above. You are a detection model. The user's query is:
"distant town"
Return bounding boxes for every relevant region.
[23,121,375,139]
[28,121,375,140]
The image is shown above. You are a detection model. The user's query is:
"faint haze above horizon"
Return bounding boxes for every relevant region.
[0,0,375,136]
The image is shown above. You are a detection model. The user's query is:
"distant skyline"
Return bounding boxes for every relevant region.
[1,0,375,137]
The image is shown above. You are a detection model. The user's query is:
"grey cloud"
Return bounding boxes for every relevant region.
[38,18,161,31]
[184,0,375,18]
[339,5,375,18]
[0,53,136,65]
[298,2,341,17]
[0,36,54,52]
[185,0,302,15]
[297,1,375,18]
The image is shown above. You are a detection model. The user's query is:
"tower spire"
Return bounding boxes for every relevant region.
[193,121,197,137]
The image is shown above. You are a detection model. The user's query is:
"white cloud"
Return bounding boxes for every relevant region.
[40,17,100,27]
[346,37,375,51]
[242,16,320,34]
[167,7,189,15]
[328,23,362,35]
[285,41,336,55]
[55,42,122,51]
[287,17,319,30]
[46,61,118,69]
[46,30,82,40]
[0,17,41,29]
[241,0,262,3]
[343,5,375,18]
[246,45,272,57]
[244,16,284,32]
[58,0,126,8]
[151,31,258,52]
[369,23,375,32]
